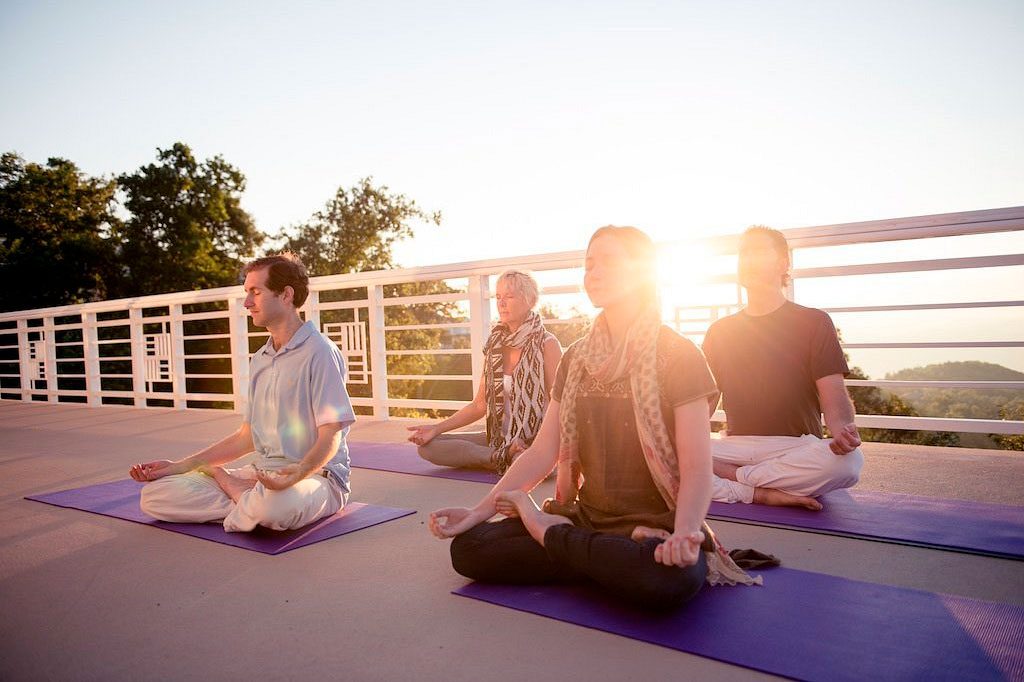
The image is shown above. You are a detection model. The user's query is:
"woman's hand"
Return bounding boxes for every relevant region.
[428,506,491,539]
[653,530,705,567]
[406,424,438,446]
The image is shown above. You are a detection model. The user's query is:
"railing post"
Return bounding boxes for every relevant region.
[468,274,491,398]
[367,284,388,419]
[169,304,186,409]
[129,307,147,408]
[16,318,32,402]
[228,296,250,415]
[83,312,101,406]
[42,316,58,402]
[304,289,321,330]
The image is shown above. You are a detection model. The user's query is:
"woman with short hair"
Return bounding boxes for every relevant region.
[408,270,562,474]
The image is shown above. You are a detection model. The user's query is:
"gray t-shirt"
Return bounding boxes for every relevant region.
[246,321,355,493]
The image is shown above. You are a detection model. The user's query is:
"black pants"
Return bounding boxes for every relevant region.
[450,518,707,610]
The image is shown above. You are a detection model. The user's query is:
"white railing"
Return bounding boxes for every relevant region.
[1,206,1022,437]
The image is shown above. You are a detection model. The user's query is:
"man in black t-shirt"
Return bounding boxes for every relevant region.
[702,226,863,509]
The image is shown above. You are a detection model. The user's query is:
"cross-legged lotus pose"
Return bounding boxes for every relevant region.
[407,270,562,474]
[429,227,757,610]
[702,226,864,510]
[129,253,355,533]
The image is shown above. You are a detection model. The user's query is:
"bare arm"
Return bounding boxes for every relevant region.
[130,423,255,481]
[542,337,563,398]
[428,399,561,538]
[408,372,488,444]
[654,399,712,567]
[816,373,862,455]
[257,422,344,490]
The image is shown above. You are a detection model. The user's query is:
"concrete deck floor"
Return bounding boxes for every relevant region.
[1,401,1022,681]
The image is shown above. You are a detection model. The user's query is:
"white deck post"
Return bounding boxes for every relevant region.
[129,308,147,408]
[228,296,250,415]
[467,274,491,398]
[16,318,32,402]
[367,284,388,419]
[42,316,58,402]
[83,312,101,406]
[169,304,186,409]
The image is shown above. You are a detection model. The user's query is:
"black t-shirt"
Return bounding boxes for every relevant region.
[702,301,848,438]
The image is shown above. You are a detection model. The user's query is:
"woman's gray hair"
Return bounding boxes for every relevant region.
[495,270,540,309]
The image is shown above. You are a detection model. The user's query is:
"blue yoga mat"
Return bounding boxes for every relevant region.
[26,478,415,555]
[455,567,1024,681]
[349,440,500,484]
[708,489,1024,560]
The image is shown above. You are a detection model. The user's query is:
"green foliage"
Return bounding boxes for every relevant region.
[111,143,263,297]
[275,176,440,276]
[0,153,119,312]
[883,362,1024,421]
[846,365,961,447]
[992,401,1024,451]
[538,303,591,348]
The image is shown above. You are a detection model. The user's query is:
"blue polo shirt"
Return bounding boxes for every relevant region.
[246,321,355,494]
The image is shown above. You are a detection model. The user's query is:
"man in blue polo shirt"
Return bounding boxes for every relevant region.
[130,253,355,532]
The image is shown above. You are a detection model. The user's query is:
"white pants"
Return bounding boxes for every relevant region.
[140,465,345,533]
[711,434,863,504]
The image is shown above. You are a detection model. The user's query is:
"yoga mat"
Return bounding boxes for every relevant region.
[348,441,500,484]
[455,567,1024,682]
[26,478,415,555]
[708,489,1024,560]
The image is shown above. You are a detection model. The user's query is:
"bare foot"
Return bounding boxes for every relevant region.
[205,466,256,503]
[630,525,670,542]
[753,487,823,511]
[495,490,572,546]
[713,460,740,481]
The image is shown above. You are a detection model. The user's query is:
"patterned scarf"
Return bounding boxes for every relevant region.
[483,310,549,474]
[556,306,760,586]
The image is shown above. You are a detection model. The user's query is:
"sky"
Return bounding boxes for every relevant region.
[1,0,1022,377]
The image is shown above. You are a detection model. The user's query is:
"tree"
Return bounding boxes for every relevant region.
[837,328,959,447]
[0,152,119,312]
[846,365,960,447]
[276,176,440,275]
[111,143,262,297]
[275,177,448,415]
[992,400,1024,451]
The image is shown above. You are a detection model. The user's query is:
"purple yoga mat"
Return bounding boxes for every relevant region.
[708,489,1024,560]
[455,567,1024,681]
[26,478,415,555]
[348,441,500,484]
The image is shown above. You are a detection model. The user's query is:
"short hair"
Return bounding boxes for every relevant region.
[741,225,792,287]
[495,270,540,309]
[587,225,659,308]
[240,252,310,307]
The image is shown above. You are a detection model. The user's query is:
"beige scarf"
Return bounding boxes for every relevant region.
[556,307,760,586]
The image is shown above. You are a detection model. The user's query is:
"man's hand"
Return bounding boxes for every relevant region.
[428,507,489,539]
[406,424,438,446]
[129,460,187,482]
[829,423,862,456]
[653,530,705,567]
[255,464,306,491]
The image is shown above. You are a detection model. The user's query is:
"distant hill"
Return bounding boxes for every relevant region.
[876,362,1023,450]
[885,361,1024,383]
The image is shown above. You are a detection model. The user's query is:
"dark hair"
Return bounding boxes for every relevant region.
[240,252,310,307]
[741,225,792,287]
[587,225,659,308]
